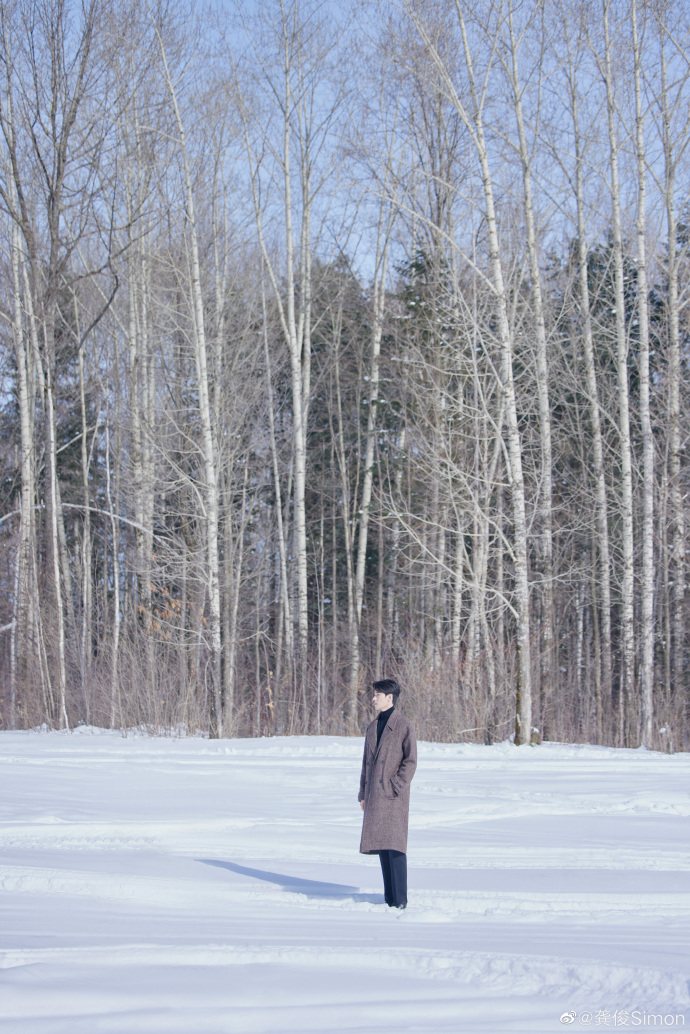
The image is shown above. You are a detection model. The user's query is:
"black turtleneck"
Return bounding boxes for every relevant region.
[376,705,394,746]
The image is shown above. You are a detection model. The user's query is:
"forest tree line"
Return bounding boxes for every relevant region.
[1,0,689,747]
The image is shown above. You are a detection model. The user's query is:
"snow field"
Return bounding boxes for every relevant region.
[1,731,689,1033]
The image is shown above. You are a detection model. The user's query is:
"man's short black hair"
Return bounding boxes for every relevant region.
[373,678,401,703]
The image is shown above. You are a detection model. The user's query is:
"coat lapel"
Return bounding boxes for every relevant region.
[373,709,399,760]
[366,720,377,758]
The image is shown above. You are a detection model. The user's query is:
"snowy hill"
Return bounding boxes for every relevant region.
[1,731,689,1032]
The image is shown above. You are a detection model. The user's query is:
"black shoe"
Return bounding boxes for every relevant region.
[392,903,407,909]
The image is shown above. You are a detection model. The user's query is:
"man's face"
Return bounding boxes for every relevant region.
[372,691,394,713]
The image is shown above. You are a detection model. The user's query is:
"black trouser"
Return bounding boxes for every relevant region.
[378,849,407,907]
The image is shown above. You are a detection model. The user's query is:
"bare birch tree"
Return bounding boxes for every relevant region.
[404,0,533,742]
[152,18,223,733]
[598,0,636,742]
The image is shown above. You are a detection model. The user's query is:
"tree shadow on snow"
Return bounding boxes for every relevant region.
[197,859,382,903]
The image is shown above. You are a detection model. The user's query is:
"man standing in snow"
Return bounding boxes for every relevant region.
[358,679,417,909]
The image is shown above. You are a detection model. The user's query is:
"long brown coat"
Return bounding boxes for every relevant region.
[358,709,417,854]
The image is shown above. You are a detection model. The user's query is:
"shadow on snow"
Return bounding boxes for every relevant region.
[197,858,381,902]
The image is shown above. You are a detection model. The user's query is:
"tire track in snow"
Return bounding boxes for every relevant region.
[3,863,690,922]
[1,942,688,1009]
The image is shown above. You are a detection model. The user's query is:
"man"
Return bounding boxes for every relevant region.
[358,679,417,909]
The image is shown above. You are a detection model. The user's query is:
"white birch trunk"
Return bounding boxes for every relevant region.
[659,26,686,705]
[105,422,120,728]
[262,287,294,677]
[239,33,312,686]
[155,31,223,734]
[225,461,249,728]
[506,4,554,737]
[44,357,69,730]
[331,314,360,728]
[602,0,635,743]
[451,524,465,664]
[8,179,37,726]
[350,203,392,713]
[454,8,532,742]
[567,46,613,739]
[632,0,655,745]
[78,345,92,714]
[283,68,310,676]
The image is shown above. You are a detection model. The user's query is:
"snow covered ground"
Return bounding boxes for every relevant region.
[1,731,690,1033]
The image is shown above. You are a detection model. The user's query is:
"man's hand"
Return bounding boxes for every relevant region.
[360,800,365,811]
